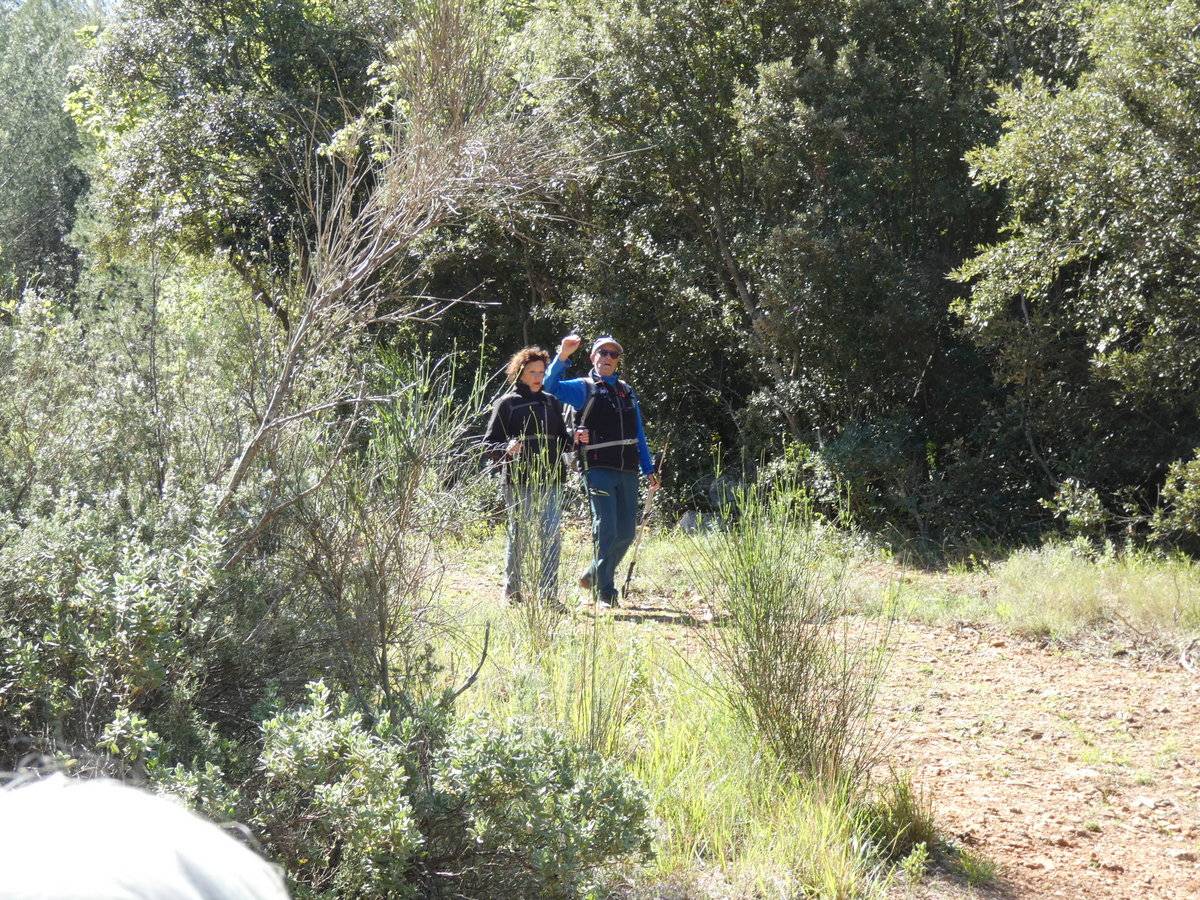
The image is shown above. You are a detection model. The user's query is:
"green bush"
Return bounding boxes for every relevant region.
[1153,452,1200,549]
[248,682,652,899]
[1041,478,1110,542]
[428,715,653,896]
[152,759,244,823]
[255,683,422,899]
[0,490,232,770]
[862,772,937,862]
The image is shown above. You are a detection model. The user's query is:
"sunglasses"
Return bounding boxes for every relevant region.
[596,348,622,359]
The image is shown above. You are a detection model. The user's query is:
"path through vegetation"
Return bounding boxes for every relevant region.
[452,534,1199,897]
[563,594,1198,896]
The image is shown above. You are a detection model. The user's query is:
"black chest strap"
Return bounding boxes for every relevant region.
[578,374,638,451]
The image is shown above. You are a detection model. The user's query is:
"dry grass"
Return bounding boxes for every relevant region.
[849,541,1200,648]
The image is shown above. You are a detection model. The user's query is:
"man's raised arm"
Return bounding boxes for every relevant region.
[544,333,587,409]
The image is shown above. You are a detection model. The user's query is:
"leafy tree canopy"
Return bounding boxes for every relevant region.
[0,0,90,292]
[955,0,1200,514]
[68,0,402,313]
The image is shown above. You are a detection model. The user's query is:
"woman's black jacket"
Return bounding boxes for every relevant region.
[481,384,570,483]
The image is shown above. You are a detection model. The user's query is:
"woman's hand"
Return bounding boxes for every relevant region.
[647,473,661,493]
[506,438,524,458]
[574,427,590,445]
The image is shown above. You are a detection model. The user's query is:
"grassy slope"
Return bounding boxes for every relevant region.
[435,527,894,898]
[430,524,1200,896]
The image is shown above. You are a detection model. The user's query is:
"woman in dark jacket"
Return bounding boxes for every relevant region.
[482,346,580,604]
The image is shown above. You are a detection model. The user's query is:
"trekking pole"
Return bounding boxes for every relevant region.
[621,438,670,602]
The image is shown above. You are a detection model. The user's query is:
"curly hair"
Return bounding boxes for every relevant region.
[504,346,550,383]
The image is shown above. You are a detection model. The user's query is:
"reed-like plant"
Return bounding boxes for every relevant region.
[684,478,892,784]
[502,438,570,651]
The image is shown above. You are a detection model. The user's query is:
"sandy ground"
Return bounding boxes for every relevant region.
[875,621,1199,898]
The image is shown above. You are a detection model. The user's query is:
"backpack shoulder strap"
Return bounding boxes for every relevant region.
[578,373,599,427]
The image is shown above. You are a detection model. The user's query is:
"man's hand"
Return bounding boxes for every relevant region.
[574,427,590,445]
[558,333,582,360]
[506,439,524,458]
[647,473,661,493]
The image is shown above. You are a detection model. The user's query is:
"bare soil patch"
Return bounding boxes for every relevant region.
[879,621,1200,898]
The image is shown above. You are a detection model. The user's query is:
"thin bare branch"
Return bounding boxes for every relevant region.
[444,623,491,708]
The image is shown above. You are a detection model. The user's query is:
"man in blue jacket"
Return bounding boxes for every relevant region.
[546,333,659,607]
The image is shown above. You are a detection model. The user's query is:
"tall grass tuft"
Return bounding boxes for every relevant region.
[684,478,892,784]
[503,445,570,652]
[568,620,646,757]
[862,770,937,861]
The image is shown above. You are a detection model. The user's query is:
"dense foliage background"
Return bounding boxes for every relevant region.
[1,0,1198,894]
[5,0,1197,548]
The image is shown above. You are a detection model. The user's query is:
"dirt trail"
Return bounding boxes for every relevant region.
[878,621,1200,898]
[452,551,1199,896]
[610,597,1200,896]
